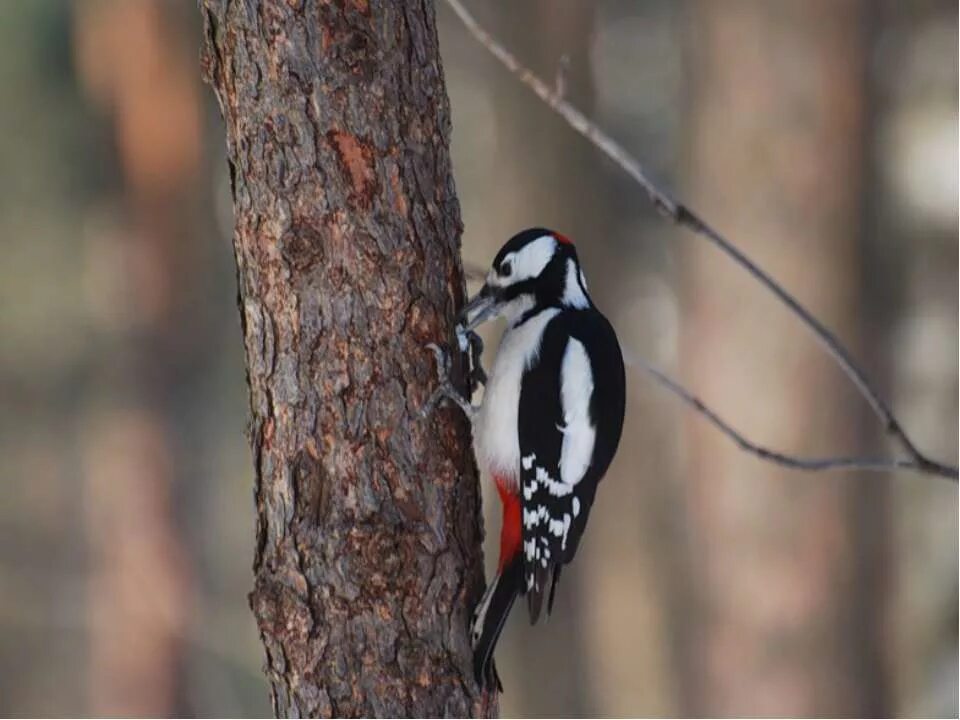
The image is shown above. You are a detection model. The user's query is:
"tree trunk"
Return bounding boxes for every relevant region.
[681,0,889,715]
[200,1,489,716]
[76,1,200,713]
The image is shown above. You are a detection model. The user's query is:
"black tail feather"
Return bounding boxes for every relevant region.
[527,563,547,624]
[527,562,564,623]
[472,555,523,691]
[547,564,563,615]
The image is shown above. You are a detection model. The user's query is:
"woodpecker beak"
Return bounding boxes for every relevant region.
[459,283,500,331]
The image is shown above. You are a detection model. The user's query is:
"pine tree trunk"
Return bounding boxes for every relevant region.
[200,1,490,716]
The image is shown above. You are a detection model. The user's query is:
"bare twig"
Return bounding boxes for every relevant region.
[631,358,926,475]
[444,0,958,481]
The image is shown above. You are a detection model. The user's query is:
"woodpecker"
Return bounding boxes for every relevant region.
[427,228,626,690]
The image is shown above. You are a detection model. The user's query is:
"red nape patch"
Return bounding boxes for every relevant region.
[494,476,522,573]
[554,232,574,245]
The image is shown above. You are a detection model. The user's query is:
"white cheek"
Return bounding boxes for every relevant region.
[512,235,557,281]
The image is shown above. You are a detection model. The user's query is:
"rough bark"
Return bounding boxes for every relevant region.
[200,1,489,716]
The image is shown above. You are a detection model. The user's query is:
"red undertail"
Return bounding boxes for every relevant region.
[495,476,522,573]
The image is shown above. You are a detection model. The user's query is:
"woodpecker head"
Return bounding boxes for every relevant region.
[460,228,590,329]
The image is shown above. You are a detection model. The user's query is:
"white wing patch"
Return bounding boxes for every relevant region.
[546,513,573,550]
[523,505,549,529]
[559,338,596,487]
[535,464,573,497]
[524,539,536,561]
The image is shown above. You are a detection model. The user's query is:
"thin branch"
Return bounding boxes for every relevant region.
[632,359,927,476]
[443,0,958,482]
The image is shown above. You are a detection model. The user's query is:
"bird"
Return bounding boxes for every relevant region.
[426,227,626,690]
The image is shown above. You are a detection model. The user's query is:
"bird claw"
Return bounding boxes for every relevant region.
[455,325,488,392]
[420,343,455,418]
[466,330,487,389]
[426,342,451,379]
[422,342,478,422]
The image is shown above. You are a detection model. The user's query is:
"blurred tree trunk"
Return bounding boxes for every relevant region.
[867,3,957,713]
[200,1,489,717]
[74,1,200,714]
[681,1,889,715]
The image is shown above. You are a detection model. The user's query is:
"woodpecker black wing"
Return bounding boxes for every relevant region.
[517,308,626,621]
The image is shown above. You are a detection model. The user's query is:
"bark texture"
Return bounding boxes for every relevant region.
[200,1,489,716]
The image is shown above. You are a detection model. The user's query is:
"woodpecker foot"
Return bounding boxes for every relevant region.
[422,343,479,422]
[460,325,487,390]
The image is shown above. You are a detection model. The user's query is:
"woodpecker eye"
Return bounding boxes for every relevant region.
[499,260,512,277]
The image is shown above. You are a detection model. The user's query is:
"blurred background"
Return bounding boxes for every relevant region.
[0,0,956,716]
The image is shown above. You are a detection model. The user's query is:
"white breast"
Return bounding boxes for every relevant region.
[474,308,559,487]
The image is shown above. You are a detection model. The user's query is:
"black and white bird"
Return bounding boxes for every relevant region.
[427,228,626,690]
